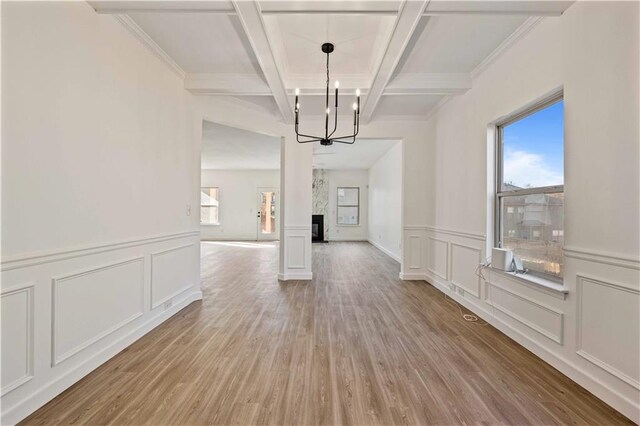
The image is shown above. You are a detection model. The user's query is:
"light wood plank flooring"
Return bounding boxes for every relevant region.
[22,241,631,425]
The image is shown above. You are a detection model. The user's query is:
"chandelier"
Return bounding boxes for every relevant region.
[294,43,360,146]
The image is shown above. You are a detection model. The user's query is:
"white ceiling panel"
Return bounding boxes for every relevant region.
[312,139,399,169]
[373,95,443,119]
[129,13,262,74]
[202,121,280,170]
[263,13,395,85]
[396,15,527,74]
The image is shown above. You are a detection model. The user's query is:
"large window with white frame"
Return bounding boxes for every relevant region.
[200,187,220,225]
[495,93,564,280]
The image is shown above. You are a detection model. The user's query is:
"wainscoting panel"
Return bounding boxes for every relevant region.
[52,257,145,365]
[150,244,196,309]
[427,237,448,280]
[286,236,306,269]
[486,282,564,344]
[450,243,482,298]
[576,275,640,390]
[408,236,422,269]
[280,226,312,280]
[1,284,34,396]
[0,231,201,425]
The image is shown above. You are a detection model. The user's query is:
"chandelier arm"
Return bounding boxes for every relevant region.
[327,108,339,138]
[332,139,355,145]
[297,134,323,143]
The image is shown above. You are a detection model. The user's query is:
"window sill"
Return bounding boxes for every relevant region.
[488,267,568,300]
[201,223,221,227]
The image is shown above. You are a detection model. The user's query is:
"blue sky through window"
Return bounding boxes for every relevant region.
[502,100,564,188]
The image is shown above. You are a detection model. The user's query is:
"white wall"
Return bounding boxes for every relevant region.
[408,2,639,421]
[200,169,280,240]
[325,169,369,241]
[1,3,201,423]
[368,143,402,262]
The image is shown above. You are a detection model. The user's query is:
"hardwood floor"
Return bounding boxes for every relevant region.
[22,241,631,425]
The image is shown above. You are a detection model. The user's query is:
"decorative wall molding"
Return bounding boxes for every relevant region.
[576,275,640,390]
[449,242,482,298]
[112,15,186,79]
[427,237,449,280]
[470,17,544,80]
[51,257,145,366]
[0,283,35,396]
[1,230,200,271]
[2,290,202,425]
[564,246,640,270]
[485,281,564,344]
[286,235,306,269]
[424,225,486,241]
[150,244,196,309]
[408,235,422,270]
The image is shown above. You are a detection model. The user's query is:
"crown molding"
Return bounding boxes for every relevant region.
[385,73,471,95]
[185,73,271,95]
[112,14,186,80]
[470,17,544,81]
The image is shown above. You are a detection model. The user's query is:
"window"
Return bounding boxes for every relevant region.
[200,187,219,225]
[337,187,359,225]
[496,94,564,280]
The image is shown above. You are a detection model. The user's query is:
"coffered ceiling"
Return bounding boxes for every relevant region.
[90,0,573,122]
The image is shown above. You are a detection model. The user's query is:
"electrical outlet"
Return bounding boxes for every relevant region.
[457,287,465,296]
[449,283,456,291]
[164,300,172,310]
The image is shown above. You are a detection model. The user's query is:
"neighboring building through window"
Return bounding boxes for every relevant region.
[496,94,564,280]
[201,187,220,225]
[337,187,359,225]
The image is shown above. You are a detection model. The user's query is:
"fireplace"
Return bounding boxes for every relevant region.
[312,215,324,242]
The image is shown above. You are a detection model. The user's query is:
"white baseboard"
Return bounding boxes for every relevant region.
[277,272,313,281]
[399,272,426,280]
[422,271,639,423]
[2,290,203,425]
[368,240,401,263]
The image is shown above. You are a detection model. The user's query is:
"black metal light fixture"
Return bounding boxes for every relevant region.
[294,42,360,146]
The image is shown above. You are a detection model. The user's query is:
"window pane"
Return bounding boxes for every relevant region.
[337,188,359,206]
[200,188,219,207]
[501,192,564,278]
[502,100,564,190]
[259,191,276,234]
[337,206,359,225]
[201,206,218,225]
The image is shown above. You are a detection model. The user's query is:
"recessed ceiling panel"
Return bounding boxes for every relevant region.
[129,13,262,74]
[396,15,527,74]
[374,95,444,119]
[263,14,395,85]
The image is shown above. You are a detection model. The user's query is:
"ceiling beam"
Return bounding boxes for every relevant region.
[232,0,292,123]
[422,1,573,16]
[359,0,430,123]
[89,1,236,14]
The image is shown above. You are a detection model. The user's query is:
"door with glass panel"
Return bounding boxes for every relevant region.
[257,188,279,241]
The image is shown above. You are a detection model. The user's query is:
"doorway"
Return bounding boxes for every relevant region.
[257,187,279,241]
